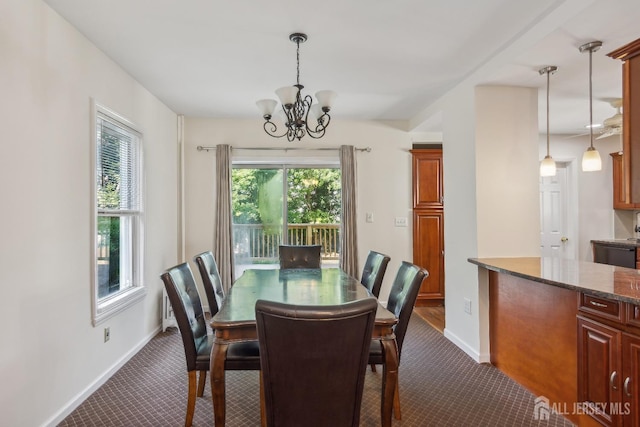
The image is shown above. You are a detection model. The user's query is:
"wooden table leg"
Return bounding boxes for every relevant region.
[210,342,228,427]
[380,338,399,427]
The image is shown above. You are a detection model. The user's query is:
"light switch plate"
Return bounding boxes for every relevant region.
[366,212,374,223]
[394,217,408,227]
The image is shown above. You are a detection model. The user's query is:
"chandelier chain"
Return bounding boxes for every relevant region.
[296,39,300,87]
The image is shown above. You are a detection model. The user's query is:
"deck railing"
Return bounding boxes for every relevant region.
[233,223,340,261]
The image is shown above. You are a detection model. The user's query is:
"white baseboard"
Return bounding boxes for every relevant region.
[443,327,491,364]
[43,325,162,427]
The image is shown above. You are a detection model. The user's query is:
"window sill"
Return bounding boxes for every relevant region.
[93,286,146,326]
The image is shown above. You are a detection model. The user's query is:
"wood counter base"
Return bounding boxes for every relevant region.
[489,271,591,425]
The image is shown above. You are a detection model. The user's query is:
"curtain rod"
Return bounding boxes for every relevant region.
[196,145,371,153]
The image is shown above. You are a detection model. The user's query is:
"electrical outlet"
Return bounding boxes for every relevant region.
[104,327,110,343]
[394,217,408,227]
[464,298,472,315]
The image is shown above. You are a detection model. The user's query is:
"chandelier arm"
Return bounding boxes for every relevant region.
[263,120,289,139]
[306,113,331,138]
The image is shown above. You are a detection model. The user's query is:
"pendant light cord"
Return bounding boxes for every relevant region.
[589,47,594,149]
[546,69,550,156]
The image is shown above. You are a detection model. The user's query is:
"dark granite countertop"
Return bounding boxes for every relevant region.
[468,257,640,305]
[591,239,640,248]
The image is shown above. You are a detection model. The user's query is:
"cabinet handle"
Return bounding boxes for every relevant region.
[624,377,632,398]
[590,301,608,308]
[611,371,618,390]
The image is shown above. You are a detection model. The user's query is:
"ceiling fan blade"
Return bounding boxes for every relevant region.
[596,129,620,139]
[563,132,589,139]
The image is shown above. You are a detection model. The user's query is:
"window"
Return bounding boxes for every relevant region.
[231,164,341,277]
[91,102,145,326]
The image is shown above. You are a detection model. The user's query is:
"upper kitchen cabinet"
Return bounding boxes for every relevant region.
[608,37,640,204]
[610,151,640,210]
[411,149,444,209]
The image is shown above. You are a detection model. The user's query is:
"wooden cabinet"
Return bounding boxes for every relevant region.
[578,293,639,426]
[413,210,444,302]
[608,38,640,204]
[411,148,444,306]
[412,150,443,209]
[622,333,640,427]
[611,152,640,210]
[578,316,622,426]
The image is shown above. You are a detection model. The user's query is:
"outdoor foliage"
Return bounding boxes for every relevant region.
[231,167,341,225]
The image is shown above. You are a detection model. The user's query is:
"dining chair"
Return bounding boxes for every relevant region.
[255,298,378,427]
[278,244,322,269]
[360,250,391,298]
[369,261,428,420]
[160,262,261,427]
[193,251,225,317]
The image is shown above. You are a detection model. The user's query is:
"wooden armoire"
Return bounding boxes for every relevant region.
[411,147,444,306]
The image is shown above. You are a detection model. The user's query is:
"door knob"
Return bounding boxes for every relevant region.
[560,237,569,243]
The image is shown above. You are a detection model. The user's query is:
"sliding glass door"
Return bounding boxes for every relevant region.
[231,165,340,276]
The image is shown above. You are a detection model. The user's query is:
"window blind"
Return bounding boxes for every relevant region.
[96,116,141,212]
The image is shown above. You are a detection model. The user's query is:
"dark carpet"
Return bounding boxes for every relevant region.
[59,314,573,426]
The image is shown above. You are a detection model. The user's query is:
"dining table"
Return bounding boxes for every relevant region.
[209,267,399,427]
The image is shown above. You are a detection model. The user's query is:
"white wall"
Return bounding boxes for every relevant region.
[183,118,417,301]
[1,1,178,425]
[440,85,541,361]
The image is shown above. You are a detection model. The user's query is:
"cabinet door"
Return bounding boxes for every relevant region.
[610,152,638,210]
[623,333,640,427]
[578,317,622,426]
[608,39,640,204]
[413,210,444,303]
[411,150,443,209]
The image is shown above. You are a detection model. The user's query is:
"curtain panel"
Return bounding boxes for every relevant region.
[339,145,359,277]
[214,144,235,292]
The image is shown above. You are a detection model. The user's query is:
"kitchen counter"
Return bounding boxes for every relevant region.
[591,238,640,248]
[468,256,640,304]
[469,256,640,424]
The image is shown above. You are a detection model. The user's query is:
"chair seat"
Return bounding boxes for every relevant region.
[226,341,262,370]
[368,339,384,365]
[196,336,261,371]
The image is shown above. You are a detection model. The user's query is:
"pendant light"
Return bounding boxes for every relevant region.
[579,41,603,172]
[539,66,558,177]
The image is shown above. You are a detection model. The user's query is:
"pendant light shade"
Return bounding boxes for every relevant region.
[540,155,557,176]
[579,41,603,172]
[582,146,602,171]
[539,66,557,177]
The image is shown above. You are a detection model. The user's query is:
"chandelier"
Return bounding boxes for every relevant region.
[256,33,336,141]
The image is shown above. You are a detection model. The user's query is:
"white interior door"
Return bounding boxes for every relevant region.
[540,164,573,258]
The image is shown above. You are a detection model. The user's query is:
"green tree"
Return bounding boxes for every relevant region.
[287,169,341,223]
[231,167,341,225]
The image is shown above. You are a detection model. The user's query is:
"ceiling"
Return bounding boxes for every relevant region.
[43,0,640,136]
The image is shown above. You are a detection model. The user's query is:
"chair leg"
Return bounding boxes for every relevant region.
[259,372,267,427]
[197,370,207,397]
[370,363,376,372]
[186,371,198,427]
[393,380,401,420]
